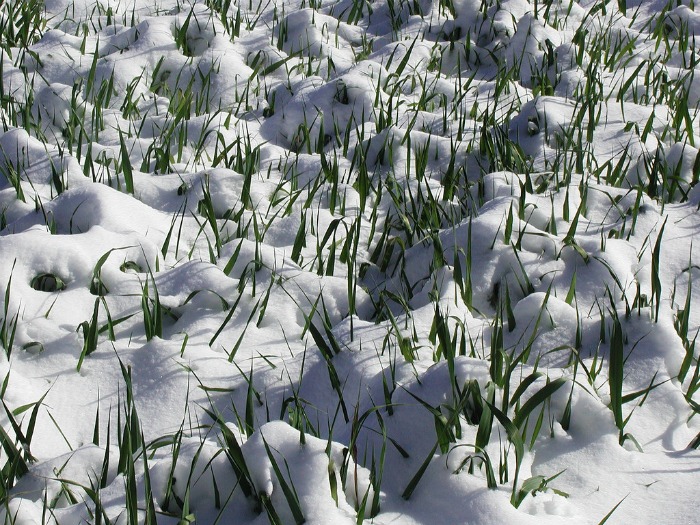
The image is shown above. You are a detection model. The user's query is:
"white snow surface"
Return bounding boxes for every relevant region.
[1,0,700,523]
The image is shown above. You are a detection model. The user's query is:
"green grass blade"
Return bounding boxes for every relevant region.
[401,442,438,500]
[118,131,135,195]
[596,493,628,525]
[261,437,305,525]
[609,313,625,434]
[512,377,566,430]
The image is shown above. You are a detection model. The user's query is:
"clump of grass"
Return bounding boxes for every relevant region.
[140,272,163,341]
[203,405,259,509]
[0,0,46,55]
[0,382,46,503]
[301,295,349,423]
[112,358,159,525]
[0,152,27,203]
[2,0,699,519]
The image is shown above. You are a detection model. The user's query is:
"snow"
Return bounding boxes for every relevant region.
[1,0,700,523]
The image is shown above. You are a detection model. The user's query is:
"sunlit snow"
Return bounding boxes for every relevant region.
[0,0,699,523]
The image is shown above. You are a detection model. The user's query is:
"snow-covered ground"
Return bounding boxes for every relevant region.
[1,0,700,522]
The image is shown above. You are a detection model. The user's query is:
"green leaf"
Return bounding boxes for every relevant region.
[651,218,667,322]
[262,437,305,525]
[118,131,135,195]
[513,377,566,430]
[401,442,438,500]
[596,494,628,525]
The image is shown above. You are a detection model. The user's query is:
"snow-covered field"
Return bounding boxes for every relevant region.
[1,0,700,522]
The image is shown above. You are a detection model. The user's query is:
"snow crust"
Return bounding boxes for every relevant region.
[0,0,699,523]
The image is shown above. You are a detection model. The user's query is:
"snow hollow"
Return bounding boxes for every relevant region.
[1,0,700,523]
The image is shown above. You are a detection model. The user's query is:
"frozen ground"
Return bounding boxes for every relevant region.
[1,0,700,523]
